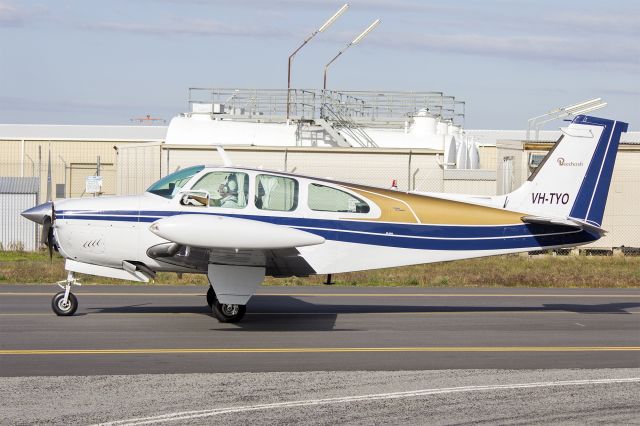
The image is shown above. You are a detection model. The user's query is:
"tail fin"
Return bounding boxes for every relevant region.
[505,115,628,226]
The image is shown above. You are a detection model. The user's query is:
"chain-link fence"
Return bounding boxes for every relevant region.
[116,144,499,197]
[117,142,640,250]
[0,139,141,202]
[2,138,639,251]
[0,161,117,199]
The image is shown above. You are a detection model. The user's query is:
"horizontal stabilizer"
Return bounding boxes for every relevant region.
[149,214,325,250]
[521,215,606,236]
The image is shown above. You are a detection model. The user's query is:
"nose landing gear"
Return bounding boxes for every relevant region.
[52,271,81,316]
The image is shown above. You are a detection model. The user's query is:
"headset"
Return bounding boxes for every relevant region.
[220,178,238,195]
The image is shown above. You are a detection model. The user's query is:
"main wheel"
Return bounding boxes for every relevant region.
[51,291,78,316]
[212,300,246,323]
[206,287,216,308]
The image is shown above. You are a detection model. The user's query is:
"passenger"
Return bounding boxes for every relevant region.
[218,177,239,208]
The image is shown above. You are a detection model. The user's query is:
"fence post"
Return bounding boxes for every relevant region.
[284,147,288,172]
[407,150,412,191]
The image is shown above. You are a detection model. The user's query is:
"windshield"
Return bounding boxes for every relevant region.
[146,165,204,198]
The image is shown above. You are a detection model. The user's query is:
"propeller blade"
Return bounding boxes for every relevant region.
[41,216,51,246]
[41,202,56,260]
[48,227,53,260]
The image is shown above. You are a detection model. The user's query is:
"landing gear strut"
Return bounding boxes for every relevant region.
[52,271,81,316]
[207,286,246,323]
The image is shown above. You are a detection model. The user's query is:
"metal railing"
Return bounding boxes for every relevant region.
[526,98,607,141]
[187,88,465,126]
[320,102,378,148]
[188,88,317,121]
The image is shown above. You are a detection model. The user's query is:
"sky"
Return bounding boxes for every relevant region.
[0,0,638,129]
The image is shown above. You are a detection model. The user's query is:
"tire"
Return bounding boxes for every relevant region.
[51,291,78,316]
[206,287,216,308]
[212,300,246,323]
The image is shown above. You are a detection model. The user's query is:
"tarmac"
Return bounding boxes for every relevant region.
[1,284,639,424]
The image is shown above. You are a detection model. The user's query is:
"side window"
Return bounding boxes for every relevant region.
[308,183,370,213]
[190,171,249,208]
[255,174,299,212]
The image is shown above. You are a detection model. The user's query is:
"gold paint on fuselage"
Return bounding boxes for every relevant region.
[345,184,524,225]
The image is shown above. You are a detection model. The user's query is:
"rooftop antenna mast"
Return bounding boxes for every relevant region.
[286,3,349,120]
[323,19,380,90]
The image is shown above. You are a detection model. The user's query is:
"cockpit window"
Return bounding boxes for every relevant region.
[146,165,204,199]
[308,183,370,213]
[191,171,249,208]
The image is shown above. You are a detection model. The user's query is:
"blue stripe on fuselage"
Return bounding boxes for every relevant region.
[56,209,598,250]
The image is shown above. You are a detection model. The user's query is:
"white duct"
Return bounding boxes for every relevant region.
[456,136,468,169]
[444,134,457,169]
[468,139,480,169]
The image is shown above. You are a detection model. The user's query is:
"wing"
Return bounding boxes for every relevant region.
[149,214,324,250]
[147,214,324,277]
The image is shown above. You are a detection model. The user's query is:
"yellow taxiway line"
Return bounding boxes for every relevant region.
[1,292,639,298]
[1,346,639,356]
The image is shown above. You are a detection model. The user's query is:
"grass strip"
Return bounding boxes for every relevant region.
[0,251,639,288]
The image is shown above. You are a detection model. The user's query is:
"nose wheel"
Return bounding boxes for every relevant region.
[52,291,78,316]
[52,271,81,316]
[207,286,246,323]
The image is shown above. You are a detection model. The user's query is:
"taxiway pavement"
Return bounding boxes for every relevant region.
[2,369,640,425]
[1,284,638,376]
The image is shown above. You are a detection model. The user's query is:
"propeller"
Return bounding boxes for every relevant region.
[41,204,56,260]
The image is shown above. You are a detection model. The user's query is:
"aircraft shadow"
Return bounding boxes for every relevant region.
[248,296,640,315]
[87,296,639,332]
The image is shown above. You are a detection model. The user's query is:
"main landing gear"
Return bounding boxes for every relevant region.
[52,271,81,316]
[206,286,246,323]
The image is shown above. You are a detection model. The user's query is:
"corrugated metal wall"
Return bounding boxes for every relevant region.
[0,193,37,251]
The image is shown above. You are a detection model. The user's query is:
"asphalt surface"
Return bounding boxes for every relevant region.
[1,284,639,424]
[1,285,639,375]
[1,369,639,425]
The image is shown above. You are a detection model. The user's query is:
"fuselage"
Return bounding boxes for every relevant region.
[51,166,599,277]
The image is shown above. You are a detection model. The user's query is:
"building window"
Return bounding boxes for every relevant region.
[255,174,298,211]
[308,183,370,213]
[191,171,249,208]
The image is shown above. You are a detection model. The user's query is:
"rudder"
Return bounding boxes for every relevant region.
[569,116,628,226]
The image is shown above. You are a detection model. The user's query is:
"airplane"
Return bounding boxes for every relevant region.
[21,115,628,323]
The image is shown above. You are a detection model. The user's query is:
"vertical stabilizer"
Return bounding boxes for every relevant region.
[504,115,628,226]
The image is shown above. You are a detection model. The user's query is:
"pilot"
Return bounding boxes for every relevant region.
[218,176,239,208]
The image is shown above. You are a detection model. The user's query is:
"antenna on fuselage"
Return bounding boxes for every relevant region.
[216,145,233,167]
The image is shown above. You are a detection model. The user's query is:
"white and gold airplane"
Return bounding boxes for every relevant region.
[22,115,628,322]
